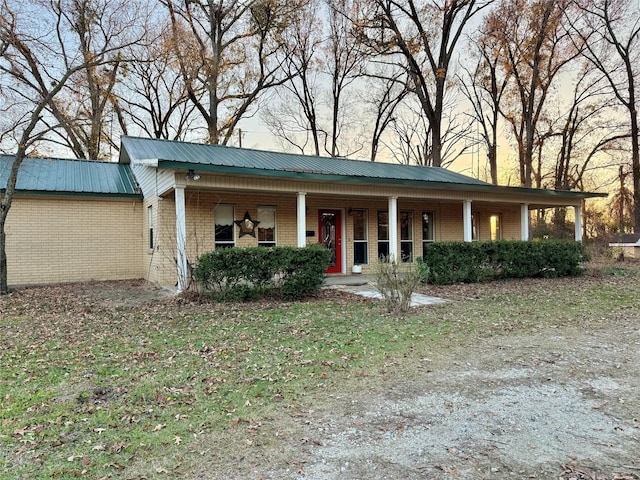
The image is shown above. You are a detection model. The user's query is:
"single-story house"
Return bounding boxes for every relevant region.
[1,136,607,288]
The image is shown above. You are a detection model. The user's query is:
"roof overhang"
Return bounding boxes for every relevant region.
[157,160,607,205]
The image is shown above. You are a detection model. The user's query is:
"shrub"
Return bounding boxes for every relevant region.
[281,245,333,301]
[420,240,589,285]
[194,245,332,301]
[374,259,422,314]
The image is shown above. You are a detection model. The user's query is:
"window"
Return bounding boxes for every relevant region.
[400,211,413,262]
[377,210,389,259]
[214,204,235,248]
[422,211,434,252]
[148,205,154,250]
[490,214,502,240]
[352,209,368,265]
[257,206,276,247]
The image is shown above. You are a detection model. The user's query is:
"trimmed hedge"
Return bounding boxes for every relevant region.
[194,245,332,301]
[418,240,589,285]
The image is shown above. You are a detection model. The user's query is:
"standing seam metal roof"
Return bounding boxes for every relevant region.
[0,154,140,196]
[119,136,490,186]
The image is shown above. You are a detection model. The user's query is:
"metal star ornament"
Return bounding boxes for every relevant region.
[235,211,260,237]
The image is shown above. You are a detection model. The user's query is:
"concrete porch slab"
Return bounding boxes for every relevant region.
[324,277,447,307]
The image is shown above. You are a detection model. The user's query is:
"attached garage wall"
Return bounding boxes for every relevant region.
[6,195,143,286]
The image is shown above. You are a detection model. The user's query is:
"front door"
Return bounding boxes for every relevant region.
[318,209,342,274]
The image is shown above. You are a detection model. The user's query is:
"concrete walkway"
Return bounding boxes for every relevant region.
[323,274,447,307]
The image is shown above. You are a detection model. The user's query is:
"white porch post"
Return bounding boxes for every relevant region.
[297,192,307,247]
[574,203,583,242]
[463,200,472,242]
[175,184,188,291]
[521,203,530,241]
[388,196,398,261]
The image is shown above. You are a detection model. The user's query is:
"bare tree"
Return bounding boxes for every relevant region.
[385,95,477,167]
[459,26,510,184]
[118,24,197,141]
[570,0,640,232]
[37,0,149,159]
[610,165,634,233]
[323,0,366,157]
[355,0,493,167]
[486,0,582,188]
[364,70,408,161]
[264,0,366,158]
[263,0,323,154]
[164,0,303,145]
[0,0,143,293]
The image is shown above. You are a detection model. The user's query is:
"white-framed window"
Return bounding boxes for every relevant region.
[377,210,389,259]
[214,204,235,248]
[400,211,413,262]
[257,206,276,247]
[148,205,154,250]
[422,211,434,252]
[352,209,368,265]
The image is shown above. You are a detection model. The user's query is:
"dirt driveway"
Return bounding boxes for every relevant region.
[267,323,639,479]
[250,278,640,480]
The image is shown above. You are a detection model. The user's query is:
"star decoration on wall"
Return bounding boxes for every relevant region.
[235,211,260,238]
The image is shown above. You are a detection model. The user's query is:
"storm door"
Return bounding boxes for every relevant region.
[318,209,342,273]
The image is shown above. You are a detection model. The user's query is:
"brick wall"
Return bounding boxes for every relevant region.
[147,190,528,285]
[6,195,143,286]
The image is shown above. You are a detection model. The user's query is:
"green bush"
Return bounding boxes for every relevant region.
[419,240,589,285]
[194,245,332,301]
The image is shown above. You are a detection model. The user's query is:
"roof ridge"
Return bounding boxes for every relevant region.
[121,135,453,173]
[0,153,118,165]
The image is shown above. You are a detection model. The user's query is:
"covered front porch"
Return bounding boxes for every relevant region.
[118,135,605,290]
[168,181,587,290]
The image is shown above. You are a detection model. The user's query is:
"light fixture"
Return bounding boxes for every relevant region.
[185,169,200,181]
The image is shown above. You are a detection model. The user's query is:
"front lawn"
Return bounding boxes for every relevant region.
[1,266,639,479]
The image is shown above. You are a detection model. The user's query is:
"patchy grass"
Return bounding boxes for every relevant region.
[1,264,640,479]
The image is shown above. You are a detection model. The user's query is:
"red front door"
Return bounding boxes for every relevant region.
[318,209,342,274]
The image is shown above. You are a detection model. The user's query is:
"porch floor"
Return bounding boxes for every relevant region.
[323,273,375,286]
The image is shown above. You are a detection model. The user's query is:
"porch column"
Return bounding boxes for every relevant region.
[574,203,583,242]
[175,184,188,291]
[388,196,398,261]
[297,192,307,248]
[463,200,472,242]
[521,203,530,241]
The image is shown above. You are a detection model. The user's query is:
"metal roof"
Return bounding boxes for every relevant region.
[118,136,607,200]
[120,136,490,186]
[0,154,141,197]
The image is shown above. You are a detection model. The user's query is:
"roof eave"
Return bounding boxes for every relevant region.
[156,160,607,200]
[3,189,143,199]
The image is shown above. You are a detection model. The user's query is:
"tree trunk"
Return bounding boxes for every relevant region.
[631,108,640,233]
[0,212,8,294]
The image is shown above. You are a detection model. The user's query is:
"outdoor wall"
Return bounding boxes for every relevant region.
[148,190,302,286]
[6,195,143,286]
[147,188,527,286]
